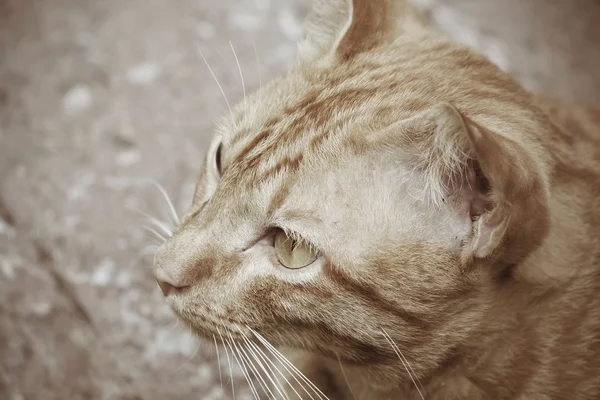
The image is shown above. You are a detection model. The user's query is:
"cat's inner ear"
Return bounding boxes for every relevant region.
[302,0,425,62]
[373,103,549,266]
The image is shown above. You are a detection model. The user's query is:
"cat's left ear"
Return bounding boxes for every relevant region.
[372,103,550,267]
[301,0,426,62]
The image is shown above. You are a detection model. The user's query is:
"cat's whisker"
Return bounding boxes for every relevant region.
[217,327,235,399]
[225,337,253,399]
[337,355,358,400]
[251,328,327,400]
[382,329,425,396]
[241,333,295,400]
[142,233,165,247]
[164,318,180,333]
[251,331,321,400]
[130,208,171,235]
[226,333,261,400]
[250,38,262,93]
[235,339,277,399]
[214,47,243,91]
[213,334,224,390]
[238,329,290,400]
[381,329,426,400]
[145,179,180,226]
[186,322,201,354]
[188,342,202,363]
[196,44,236,128]
[229,41,247,116]
[251,337,316,400]
[174,341,202,373]
[224,330,258,399]
[133,208,174,238]
[142,224,169,242]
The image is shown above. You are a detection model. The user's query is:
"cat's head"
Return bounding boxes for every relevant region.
[154,0,552,382]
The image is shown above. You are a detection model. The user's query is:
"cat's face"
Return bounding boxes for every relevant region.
[154,0,551,381]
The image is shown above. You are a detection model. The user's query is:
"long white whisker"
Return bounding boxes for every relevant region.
[252,331,322,400]
[229,41,246,101]
[247,341,298,400]
[214,47,242,88]
[240,332,291,400]
[196,45,235,125]
[146,179,180,225]
[399,348,424,395]
[142,235,164,248]
[251,329,326,400]
[217,327,235,400]
[236,340,276,399]
[174,337,202,373]
[337,356,357,400]
[381,329,425,400]
[251,337,315,400]
[230,344,261,400]
[136,209,174,237]
[227,339,255,399]
[140,231,163,249]
[172,324,201,372]
[229,40,247,124]
[226,332,260,400]
[213,334,224,390]
[142,225,167,242]
[251,38,262,92]
[165,318,180,333]
[382,329,423,393]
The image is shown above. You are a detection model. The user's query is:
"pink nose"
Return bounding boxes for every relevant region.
[155,267,189,296]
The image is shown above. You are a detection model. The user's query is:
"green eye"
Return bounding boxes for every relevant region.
[274,230,318,269]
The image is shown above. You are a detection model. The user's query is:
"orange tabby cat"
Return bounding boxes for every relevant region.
[153,0,600,398]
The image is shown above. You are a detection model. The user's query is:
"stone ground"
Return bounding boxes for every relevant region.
[0,0,599,399]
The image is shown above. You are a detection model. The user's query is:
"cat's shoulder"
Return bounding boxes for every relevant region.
[536,96,600,150]
[534,96,600,189]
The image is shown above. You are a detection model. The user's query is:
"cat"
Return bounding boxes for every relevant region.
[152,0,600,398]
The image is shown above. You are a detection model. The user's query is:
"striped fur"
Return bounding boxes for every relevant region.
[154,0,600,398]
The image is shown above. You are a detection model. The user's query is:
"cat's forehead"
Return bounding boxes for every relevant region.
[213,39,510,196]
[218,40,492,174]
[218,62,414,183]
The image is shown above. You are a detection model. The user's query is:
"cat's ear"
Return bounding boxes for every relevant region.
[301,0,426,62]
[374,103,550,266]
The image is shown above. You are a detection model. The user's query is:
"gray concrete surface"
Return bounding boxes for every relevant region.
[1,0,599,399]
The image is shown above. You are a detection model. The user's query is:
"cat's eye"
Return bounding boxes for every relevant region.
[274,230,318,269]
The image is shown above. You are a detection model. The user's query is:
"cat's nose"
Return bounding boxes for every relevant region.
[155,266,189,297]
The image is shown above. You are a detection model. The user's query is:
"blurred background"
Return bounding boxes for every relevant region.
[1,0,599,399]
